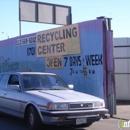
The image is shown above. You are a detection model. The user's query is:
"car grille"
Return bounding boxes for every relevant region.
[69,103,93,109]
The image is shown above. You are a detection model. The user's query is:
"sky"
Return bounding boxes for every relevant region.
[0,0,130,40]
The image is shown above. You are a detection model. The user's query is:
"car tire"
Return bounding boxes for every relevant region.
[27,106,42,130]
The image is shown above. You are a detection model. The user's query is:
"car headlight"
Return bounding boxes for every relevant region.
[46,103,69,110]
[93,101,105,108]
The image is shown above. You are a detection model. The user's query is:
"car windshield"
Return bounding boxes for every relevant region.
[22,74,70,91]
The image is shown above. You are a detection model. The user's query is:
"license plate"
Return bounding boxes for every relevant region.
[76,118,87,125]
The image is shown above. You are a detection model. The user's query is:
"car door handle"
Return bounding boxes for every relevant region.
[4,92,7,95]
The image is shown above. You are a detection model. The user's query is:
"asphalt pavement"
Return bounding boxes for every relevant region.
[0,105,130,130]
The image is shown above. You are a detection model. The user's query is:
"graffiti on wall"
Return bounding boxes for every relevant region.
[0,56,45,72]
[0,56,19,72]
[33,59,44,71]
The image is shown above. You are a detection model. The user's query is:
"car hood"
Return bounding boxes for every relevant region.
[26,90,103,102]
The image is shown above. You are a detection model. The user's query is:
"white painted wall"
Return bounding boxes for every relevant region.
[113,38,130,100]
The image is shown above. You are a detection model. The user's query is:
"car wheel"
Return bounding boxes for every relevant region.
[27,106,42,130]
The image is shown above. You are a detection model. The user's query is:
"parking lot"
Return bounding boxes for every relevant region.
[0,105,129,130]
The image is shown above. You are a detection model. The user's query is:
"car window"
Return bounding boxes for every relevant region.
[8,75,19,85]
[48,76,65,86]
[22,74,69,90]
[23,76,30,88]
[0,74,10,89]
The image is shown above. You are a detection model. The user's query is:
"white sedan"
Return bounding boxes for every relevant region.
[0,72,108,130]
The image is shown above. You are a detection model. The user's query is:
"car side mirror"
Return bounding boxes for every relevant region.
[68,84,74,89]
[10,85,20,91]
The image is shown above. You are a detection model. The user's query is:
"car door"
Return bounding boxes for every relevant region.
[0,74,10,109]
[3,74,22,116]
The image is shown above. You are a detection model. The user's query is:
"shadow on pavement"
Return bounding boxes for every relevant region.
[44,125,86,130]
[0,114,86,130]
[111,116,130,120]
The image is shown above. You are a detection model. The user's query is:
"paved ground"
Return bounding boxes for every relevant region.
[87,105,130,130]
[0,105,130,130]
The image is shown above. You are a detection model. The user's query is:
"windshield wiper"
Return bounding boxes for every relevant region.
[25,88,43,91]
[48,88,68,90]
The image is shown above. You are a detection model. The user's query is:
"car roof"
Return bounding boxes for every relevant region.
[0,72,56,75]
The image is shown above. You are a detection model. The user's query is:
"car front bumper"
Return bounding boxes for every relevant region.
[41,108,108,125]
